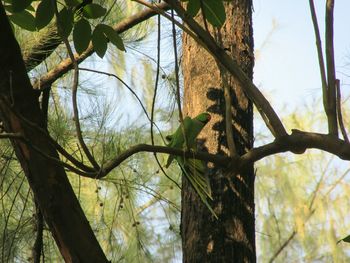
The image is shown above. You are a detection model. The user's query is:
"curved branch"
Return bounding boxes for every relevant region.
[68,130,350,180]
[99,144,230,178]
[91,132,350,180]
[53,1,100,170]
[240,130,350,169]
[6,130,349,181]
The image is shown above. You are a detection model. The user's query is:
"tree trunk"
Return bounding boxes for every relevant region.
[0,3,108,262]
[181,1,255,262]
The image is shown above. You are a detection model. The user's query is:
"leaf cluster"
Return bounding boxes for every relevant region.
[4,0,125,57]
[181,0,230,27]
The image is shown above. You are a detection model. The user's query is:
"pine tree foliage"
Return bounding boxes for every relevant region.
[256,101,350,262]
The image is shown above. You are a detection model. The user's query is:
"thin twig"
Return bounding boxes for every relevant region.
[103,177,180,212]
[308,0,329,125]
[133,0,206,53]
[325,167,350,196]
[52,0,100,170]
[215,28,237,157]
[269,161,327,262]
[268,231,297,263]
[0,132,23,139]
[1,96,95,172]
[200,0,210,34]
[23,136,95,176]
[79,68,150,120]
[150,10,180,189]
[325,0,338,136]
[224,79,237,157]
[170,9,188,150]
[336,79,349,142]
[1,175,25,262]
[78,67,169,145]
[0,130,94,176]
[151,4,161,152]
[8,188,31,262]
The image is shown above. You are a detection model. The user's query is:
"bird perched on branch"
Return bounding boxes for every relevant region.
[165,113,217,218]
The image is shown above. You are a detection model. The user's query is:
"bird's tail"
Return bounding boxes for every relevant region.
[177,157,218,219]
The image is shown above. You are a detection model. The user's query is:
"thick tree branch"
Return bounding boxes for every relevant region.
[32,201,44,263]
[33,2,170,90]
[0,3,108,260]
[98,144,230,179]
[0,132,23,139]
[239,130,350,169]
[4,129,350,184]
[87,130,350,179]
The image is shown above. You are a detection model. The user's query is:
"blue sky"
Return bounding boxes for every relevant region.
[253,0,350,116]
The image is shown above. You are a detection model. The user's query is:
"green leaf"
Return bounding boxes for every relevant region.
[92,26,108,58]
[9,10,36,31]
[57,7,74,39]
[73,19,92,54]
[64,0,82,7]
[11,0,32,12]
[187,0,200,17]
[3,3,14,13]
[337,235,350,244]
[35,0,54,30]
[202,0,226,27]
[82,4,106,19]
[98,24,125,52]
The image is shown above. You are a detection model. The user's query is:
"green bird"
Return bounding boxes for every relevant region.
[165,113,211,167]
[165,113,217,219]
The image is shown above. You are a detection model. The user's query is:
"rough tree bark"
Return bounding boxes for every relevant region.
[0,3,108,262]
[181,1,255,262]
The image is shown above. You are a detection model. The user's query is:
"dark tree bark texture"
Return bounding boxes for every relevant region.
[0,3,108,262]
[181,1,256,262]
